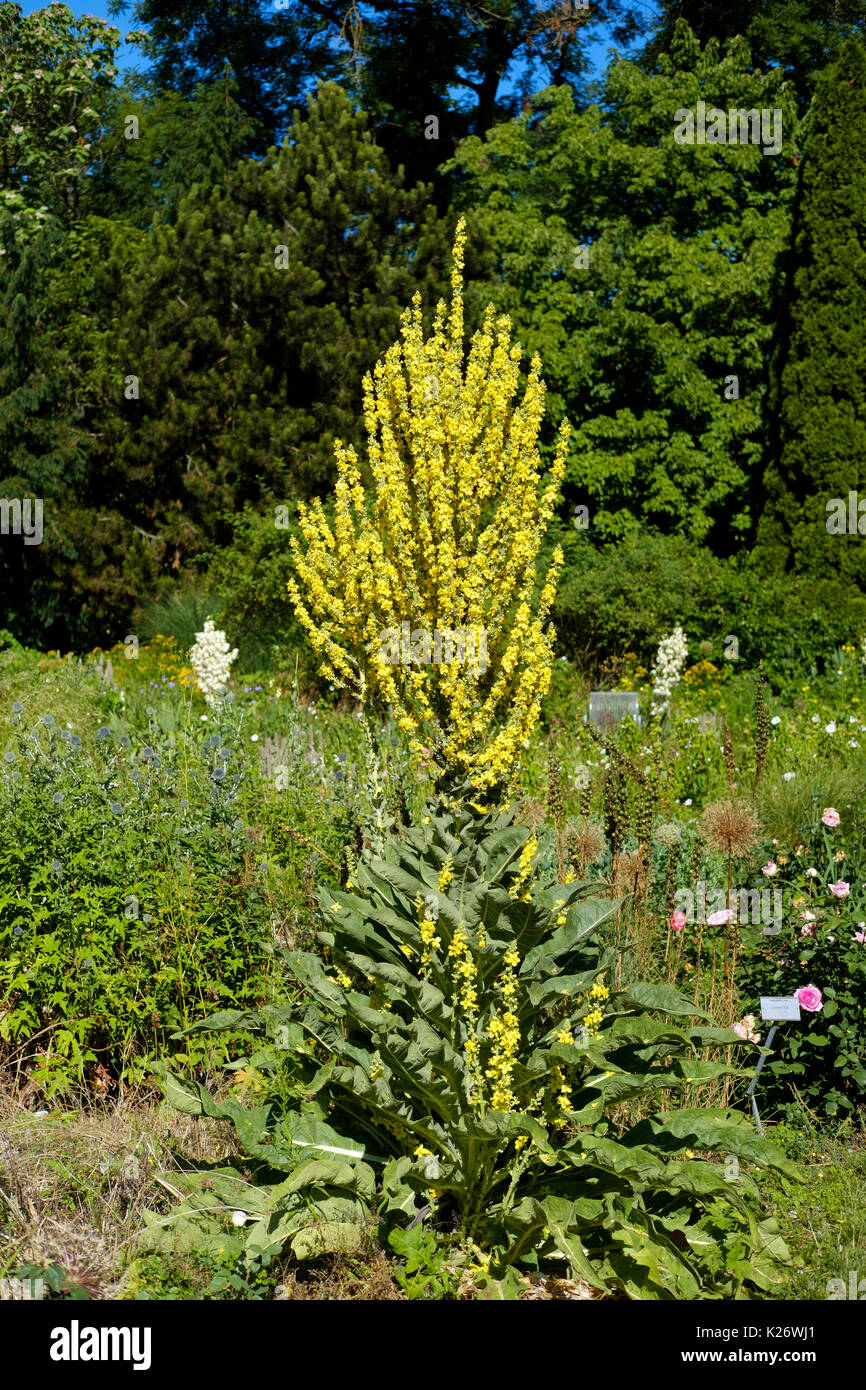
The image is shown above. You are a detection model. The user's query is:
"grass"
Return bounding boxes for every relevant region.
[0,1090,238,1299]
[755,1113,866,1300]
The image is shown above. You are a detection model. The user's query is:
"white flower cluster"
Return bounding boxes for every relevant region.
[189,618,238,707]
[650,625,688,718]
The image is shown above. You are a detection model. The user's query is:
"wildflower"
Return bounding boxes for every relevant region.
[829,880,850,898]
[250,734,259,742]
[212,767,226,782]
[794,985,823,1013]
[761,861,778,878]
[852,927,866,944]
[835,850,846,862]
[668,910,687,932]
[40,713,55,726]
[189,619,238,706]
[110,802,123,814]
[805,867,819,878]
[52,793,64,806]
[770,716,781,726]
[783,771,795,781]
[96,726,111,740]
[3,751,14,764]
[822,808,840,827]
[231,1210,248,1227]
[650,626,688,718]
[11,701,23,713]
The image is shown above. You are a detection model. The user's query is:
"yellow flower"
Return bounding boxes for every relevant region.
[286,220,569,795]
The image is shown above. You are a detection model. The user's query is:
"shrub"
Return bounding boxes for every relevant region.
[0,695,277,1097]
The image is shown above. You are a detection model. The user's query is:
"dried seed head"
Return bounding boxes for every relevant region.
[568,820,607,867]
[700,798,761,860]
[653,821,682,849]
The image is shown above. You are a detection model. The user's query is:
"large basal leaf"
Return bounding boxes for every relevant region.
[623,1110,802,1180]
[521,898,622,974]
[290,1221,365,1261]
[284,950,352,1011]
[283,1115,367,1162]
[616,981,714,1020]
[536,1195,608,1291]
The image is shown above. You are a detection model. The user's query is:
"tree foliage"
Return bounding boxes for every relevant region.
[757,38,866,587]
[450,24,800,547]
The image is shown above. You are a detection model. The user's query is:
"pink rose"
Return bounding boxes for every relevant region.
[761,861,778,878]
[707,908,732,926]
[668,910,687,932]
[822,808,840,827]
[852,927,866,944]
[829,880,850,898]
[794,985,823,1013]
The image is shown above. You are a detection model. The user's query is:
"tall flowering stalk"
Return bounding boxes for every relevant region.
[650,625,688,718]
[287,219,569,791]
[188,619,238,707]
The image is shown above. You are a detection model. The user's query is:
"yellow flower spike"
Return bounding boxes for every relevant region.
[287,219,568,787]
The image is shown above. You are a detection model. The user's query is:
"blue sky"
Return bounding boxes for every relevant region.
[23,0,660,93]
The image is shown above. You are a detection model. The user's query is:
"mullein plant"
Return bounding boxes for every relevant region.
[287,218,569,794]
[156,790,800,1298]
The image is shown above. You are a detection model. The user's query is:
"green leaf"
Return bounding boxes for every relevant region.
[617,981,714,1020]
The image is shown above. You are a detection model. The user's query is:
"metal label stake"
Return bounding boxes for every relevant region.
[747,996,801,1135]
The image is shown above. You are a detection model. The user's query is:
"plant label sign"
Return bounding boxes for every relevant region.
[759,996,801,1021]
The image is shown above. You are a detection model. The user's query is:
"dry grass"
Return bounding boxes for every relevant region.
[0,1084,238,1298]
